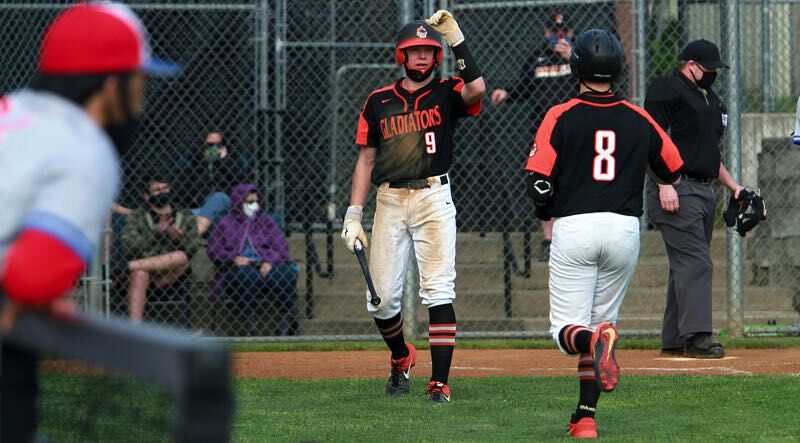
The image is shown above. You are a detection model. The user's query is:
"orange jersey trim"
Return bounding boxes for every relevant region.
[621,101,684,173]
[354,84,395,146]
[415,89,432,110]
[392,84,409,112]
[525,98,582,176]
[450,77,481,116]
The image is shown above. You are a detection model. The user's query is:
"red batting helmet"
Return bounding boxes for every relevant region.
[39,1,180,76]
[394,20,443,65]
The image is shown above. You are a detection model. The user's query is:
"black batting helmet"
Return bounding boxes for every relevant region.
[394,20,443,65]
[570,29,623,82]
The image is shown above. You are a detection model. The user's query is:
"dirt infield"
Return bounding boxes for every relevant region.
[233,348,800,379]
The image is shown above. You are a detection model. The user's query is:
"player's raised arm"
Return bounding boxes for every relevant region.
[426,10,485,106]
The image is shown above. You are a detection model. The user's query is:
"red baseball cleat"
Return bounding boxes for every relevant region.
[567,416,598,439]
[386,343,417,395]
[591,322,620,392]
[426,380,451,403]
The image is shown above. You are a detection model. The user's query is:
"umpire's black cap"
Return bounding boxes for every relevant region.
[679,39,729,69]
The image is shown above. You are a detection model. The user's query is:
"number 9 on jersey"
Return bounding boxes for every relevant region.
[425,131,437,154]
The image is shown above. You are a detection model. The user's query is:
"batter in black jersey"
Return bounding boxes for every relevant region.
[342,12,484,404]
[526,91,683,218]
[523,29,683,440]
[356,76,479,184]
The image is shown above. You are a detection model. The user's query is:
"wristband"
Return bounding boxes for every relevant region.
[345,205,363,222]
[451,41,481,83]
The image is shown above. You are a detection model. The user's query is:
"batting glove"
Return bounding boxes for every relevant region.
[425,10,464,47]
[341,205,368,253]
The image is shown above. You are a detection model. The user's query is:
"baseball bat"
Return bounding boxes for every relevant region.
[353,239,381,306]
[340,206,381,306]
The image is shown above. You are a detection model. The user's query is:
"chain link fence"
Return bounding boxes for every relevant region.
[1,0,798,340]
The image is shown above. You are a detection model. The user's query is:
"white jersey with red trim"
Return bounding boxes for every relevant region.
[0,90,120,263]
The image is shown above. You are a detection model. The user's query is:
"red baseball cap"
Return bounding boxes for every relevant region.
[39,1,180,76]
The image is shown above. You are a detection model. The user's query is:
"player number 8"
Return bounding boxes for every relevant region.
[592,130,616,181]
[425,131,437,154]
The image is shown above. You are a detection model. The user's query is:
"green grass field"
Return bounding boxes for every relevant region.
[37,338,800,442]
[40,373,800,442]
[236,375,800,442]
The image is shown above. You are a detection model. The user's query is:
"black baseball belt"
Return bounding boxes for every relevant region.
[682,174,715,185]
[388,174,449,189]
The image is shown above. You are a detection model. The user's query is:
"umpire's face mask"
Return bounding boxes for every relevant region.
[104,75,144,155]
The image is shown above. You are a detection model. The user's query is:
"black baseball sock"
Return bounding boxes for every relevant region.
[559,324,593,355]
[574,353,601,421]
[374,313,408,360]
[428,304,456,384]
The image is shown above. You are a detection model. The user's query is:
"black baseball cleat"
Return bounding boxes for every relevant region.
[426,381,451,403]
[386,344,417,395]
[660,347,684,357]
[684,333,725,359]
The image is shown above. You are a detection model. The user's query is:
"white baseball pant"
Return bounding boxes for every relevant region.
[367,175,456,319]
[548,212,640,354]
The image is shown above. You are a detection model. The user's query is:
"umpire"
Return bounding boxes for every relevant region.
[645,40,743,359]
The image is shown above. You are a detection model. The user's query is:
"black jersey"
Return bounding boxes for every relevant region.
[645,70,727,179]
[525,92,684,218]
[505,45,578,131]
[355,77,481,184]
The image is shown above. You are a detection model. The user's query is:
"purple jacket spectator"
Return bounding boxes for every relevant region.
[208,183,291,297]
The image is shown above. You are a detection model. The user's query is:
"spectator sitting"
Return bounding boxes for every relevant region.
[175,130,249,235]
[121,177,201,323]
[208,183,299,336]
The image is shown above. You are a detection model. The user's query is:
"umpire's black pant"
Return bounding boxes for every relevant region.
[646,178,717,349]
[1,342,39,442]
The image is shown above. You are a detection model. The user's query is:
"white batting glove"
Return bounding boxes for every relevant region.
[425,10,464,47]
[341,205,368,253]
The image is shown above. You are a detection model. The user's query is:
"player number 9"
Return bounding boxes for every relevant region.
[592,130,616,181]
[425,131,437,154]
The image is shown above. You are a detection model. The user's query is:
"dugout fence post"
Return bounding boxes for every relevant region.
[724,0,745,338]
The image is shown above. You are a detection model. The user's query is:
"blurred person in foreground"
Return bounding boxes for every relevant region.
[0,2,179,440]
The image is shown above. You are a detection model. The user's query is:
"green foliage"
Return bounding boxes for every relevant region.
[647,18,681,84]
[234,375,800,442]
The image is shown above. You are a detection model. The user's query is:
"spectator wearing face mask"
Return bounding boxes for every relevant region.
[490,9,578,262]
[208,184,298,336]
[121,177,201,323]
[175,130,249,235]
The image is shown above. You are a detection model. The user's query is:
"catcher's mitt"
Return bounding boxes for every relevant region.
[722,187,767,237]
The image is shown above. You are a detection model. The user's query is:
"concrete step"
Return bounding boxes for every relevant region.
[295,255,754,295]
[299,286,792,320]
[287,230,731,267]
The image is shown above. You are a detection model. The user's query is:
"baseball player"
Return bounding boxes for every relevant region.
[341,10,484,402]
[0,3,178,440]
[524,29,683,438]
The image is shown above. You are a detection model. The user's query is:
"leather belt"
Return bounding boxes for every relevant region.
[683,174,715,184]
[388,174,449,189]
